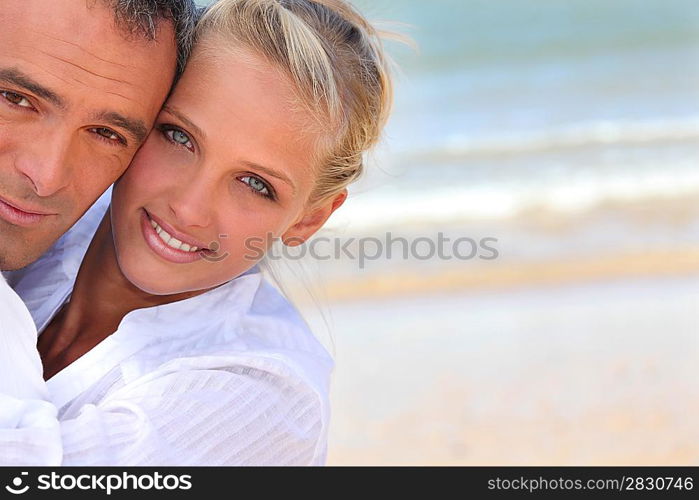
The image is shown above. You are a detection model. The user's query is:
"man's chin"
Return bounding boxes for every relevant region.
[0,255,38,272]
[0,242,53,271]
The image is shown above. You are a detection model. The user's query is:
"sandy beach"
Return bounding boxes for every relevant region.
[303,274,699,465]
[275,196,699,465]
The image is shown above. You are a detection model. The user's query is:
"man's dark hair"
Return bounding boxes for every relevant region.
[105,0,200,79]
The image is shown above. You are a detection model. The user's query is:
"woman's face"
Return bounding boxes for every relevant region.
[110,46,342,295]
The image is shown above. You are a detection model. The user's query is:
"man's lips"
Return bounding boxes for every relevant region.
[0,194,56,227]
[0,194,55,215]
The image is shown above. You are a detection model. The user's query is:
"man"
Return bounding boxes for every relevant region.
[0,0,197,464]
[0,0,198,271]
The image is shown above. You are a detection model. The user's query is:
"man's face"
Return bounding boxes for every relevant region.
[0,0,177,270]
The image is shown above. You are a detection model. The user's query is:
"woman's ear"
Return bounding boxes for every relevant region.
[281,189,348,246]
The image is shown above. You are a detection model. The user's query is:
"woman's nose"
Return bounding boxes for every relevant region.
[167,180,214,229]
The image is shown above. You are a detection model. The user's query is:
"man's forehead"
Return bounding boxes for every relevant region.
[2,1,173,68]
[0,0,177,114]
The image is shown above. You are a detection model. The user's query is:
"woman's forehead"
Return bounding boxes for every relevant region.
[165,48,322,191]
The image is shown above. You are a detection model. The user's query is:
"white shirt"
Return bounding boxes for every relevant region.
[0,191,334,465]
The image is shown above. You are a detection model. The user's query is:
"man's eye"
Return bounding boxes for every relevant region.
[1,90,33,109]
[90,127,125,145]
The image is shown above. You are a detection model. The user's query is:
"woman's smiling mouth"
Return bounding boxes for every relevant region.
[149,218,201,252]
[140,209,213,264]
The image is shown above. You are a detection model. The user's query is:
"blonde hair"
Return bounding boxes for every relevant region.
[196,0,394,204]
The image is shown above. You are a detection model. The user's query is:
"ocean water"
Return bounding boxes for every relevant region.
[196,0,699,229]
[343,0,699,228]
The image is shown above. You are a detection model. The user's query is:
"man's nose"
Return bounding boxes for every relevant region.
[14,130,73,197]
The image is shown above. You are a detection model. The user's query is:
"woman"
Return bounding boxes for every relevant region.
[0,0,392,465]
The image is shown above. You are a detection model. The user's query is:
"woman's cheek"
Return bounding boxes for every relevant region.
[126,147,179,197]
[218,228,275,267]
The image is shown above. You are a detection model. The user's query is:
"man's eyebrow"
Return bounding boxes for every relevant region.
[162,105,206,140]
[0,68,65,108]
[241,161,297,195]
[93,111,148,144]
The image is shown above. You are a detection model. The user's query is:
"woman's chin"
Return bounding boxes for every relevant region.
[115,250,241,297]
[125,273,180,296]
[115,257,187,296]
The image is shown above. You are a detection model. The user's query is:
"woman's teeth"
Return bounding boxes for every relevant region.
[149,219,200,252]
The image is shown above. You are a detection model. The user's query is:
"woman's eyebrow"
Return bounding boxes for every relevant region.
[162,105,206,140]
[241,160,297,195]
[163,105,296,194]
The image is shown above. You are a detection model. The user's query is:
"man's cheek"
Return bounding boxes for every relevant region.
[0,130,17,155]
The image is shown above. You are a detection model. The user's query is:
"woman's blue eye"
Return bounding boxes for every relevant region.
[172,130,190,144]
[163,127,193,150]
[240,176,272,198]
